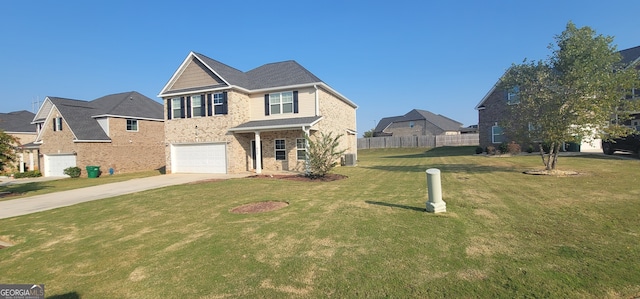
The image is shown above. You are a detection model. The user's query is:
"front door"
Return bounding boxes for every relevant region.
[251,140,264,170]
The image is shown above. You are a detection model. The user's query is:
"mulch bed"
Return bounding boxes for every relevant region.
[248,173,348,182]
[523,169,580,176]
[230,201,289,214]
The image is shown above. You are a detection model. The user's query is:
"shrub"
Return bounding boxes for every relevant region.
[486,146,496,155]
[507,142,521,155]
[305,132,346,178]
[475,146,484,154]
[63,166,81,178]
[526,145,534,153]
[498,142,509,154]
[12,170,42,178]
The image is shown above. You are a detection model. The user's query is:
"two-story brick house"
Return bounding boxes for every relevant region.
[0,110,38,173]
[476,45,640,151]
[32,91,165,177]
[158,52,358,174]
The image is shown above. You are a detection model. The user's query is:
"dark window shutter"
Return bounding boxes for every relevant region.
[264,94,270,116]
[293,91,299,114]
[222,92,228,115]
[180,97,185,118]
[200,94,206,117]
[167,99,172,119]
[53,118,56,131]
[186,96,192,118]
[59,118,62,131]
[207,94,213,116]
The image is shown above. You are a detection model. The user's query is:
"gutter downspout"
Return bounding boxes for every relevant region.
[303,126,311,176]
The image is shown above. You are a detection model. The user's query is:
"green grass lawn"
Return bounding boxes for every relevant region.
[1,147,639,298]
[0,171,161,201]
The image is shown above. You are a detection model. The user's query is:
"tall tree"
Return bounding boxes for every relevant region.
[500,21,640,171]
[0,130,19,171]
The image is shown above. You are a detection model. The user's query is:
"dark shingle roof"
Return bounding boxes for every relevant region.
[374,109,463,134]
[619,45,640,66]
[229,116,323,132]
[43,92,162,141]
[193,52,249,87]
[0,110,36,133]
[193,53,324,90]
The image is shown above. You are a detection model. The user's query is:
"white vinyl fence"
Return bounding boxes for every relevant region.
[358,134,479,149]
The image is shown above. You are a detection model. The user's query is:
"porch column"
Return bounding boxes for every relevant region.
[255,131,262,174]
[19,153,24,173]
[29,151,34,171]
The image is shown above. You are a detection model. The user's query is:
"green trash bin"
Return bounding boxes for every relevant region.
[86,166,100,178]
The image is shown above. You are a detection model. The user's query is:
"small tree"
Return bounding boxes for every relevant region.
[362,129,375,138]
[305,132,346,178]
[0,130,19,172]
[500,21,640,171]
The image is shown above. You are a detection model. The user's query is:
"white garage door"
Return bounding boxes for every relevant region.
[171,143,227,173]
[44,154,77,177]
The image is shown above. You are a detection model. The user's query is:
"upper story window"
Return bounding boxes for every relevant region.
[53,117,63,131]
[171,98,183,119]
[127,119,138,132]
[507,86,520,105]
[191,95,204,117]
[265,91,298,116]
[275,139,286,160]
[168,92,228,120]
[213,93,226,115]
[270,92,293,114]
[409,121,415,128]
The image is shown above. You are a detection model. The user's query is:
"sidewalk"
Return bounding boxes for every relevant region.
[0,173,249,220]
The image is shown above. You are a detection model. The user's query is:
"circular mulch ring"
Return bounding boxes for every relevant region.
[523,169,580,176]
[230,201,289,214]
[248,173,347,182]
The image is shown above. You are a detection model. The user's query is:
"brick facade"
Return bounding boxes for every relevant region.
[38,107,165,176]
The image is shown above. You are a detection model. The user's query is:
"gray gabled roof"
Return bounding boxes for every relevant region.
[619,45,640,67]
[229,116,323,133]
[0,110,36,133]
[374,109,463,133]
[193,52,324,90]
[37,92,162,141]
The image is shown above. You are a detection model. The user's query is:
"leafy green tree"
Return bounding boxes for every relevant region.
[0,130,19,172]
[363,129,374,138]
[500,21,640,171]
[304,131,346,178]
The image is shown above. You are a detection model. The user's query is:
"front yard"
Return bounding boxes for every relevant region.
[0,147,638,298]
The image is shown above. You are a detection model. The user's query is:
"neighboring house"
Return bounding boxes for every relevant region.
[373,109,469,137]
[32,91,165,177]
[475,45,640,151]
[0,110,38,173]
[158,51,358,174]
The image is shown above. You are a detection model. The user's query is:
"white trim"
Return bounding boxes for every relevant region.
[91,114,164,122]
[228,117,323,133]
[159,87,231,98]
[346,129,357,135]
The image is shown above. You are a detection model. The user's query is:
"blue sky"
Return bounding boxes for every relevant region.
[1,1,638,135]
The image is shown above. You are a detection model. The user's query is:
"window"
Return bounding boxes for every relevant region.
[53,117,63,131]
[213,93,225,115]
[171,98,182,119]
[409,121,415,128]
[126,119,138,132]
[191,95,203,117]
[275,139,286,160]
[269,92,293,115]
[296,138,307,160]
[492,125,504,143]
[507,86,520,105]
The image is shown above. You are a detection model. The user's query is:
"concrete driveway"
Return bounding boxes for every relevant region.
[0,173,249,220]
